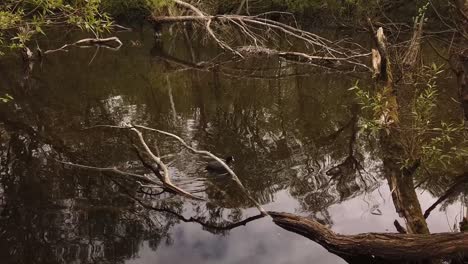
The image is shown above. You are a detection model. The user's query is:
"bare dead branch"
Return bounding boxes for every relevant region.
[81,124,204,201]
[44,37,123,54]
[151,0,370,72]
[132,124,268,216]
[237,46,372,71]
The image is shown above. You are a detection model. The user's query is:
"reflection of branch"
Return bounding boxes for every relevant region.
[84,125,266,214]
[131,127,204,200]
[133,124,268,216]
[114,177,266,231]
[325,105,366,183]
[57,160,163,187]
[394,220,407,234]
[80,125,204,201]
[424,172,468,219]
[155,205,265,231]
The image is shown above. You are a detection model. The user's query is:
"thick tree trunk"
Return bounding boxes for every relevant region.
[270,212,468,262]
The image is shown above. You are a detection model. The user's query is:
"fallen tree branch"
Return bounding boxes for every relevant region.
[236,46,372,71]
[43,37,123,54]
[129,126,204,200]
[270,211,468,261]
[132,124,268,216]
[151,0,370,72]
[79,124,204,201]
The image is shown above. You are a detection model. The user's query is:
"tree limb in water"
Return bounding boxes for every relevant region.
[81,124,267,215]
[73,125,204,201]
[151,0,370,72]
[43,37,123,54]
[132,124,268,216]
[270,211,468,261]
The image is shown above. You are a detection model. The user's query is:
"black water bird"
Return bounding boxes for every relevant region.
[205,156,234,173]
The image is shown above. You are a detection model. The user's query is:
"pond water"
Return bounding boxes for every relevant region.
[0,26,464,264]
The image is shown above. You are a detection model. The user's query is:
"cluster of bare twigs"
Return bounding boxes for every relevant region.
[152,0,372,72]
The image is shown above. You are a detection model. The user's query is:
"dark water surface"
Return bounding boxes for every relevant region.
[0,27,464,264]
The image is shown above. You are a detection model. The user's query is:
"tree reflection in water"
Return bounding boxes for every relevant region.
[0,28,466,263]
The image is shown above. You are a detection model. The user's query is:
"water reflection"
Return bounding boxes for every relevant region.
[0,27,465,264]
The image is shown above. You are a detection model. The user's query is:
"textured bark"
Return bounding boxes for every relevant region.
[369,26,430,235]
[381,135,430,235]
[270,212,468,261]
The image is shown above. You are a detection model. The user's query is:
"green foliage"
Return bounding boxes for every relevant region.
[421,122,468,169]
[0,0,113,51]
[68,0,113,36]
[410,63,443,132]
[100,0,172,19]
[351,63,468,174]
[0,0,178,51]
[349,81,393,135]
[0,11,21,30]
[0,93,13,103]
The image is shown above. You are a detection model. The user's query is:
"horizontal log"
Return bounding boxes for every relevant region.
[270,211,468,261]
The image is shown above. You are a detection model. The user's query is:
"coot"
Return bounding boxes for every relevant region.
[205,156,234,172]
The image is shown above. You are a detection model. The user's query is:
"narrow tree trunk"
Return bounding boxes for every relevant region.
[370,26,430,235]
